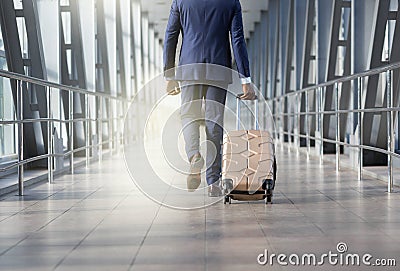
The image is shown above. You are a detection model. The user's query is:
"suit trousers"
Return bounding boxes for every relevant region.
[180,82,228,185]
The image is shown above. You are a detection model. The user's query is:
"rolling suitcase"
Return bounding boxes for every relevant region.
[222,95,276,204]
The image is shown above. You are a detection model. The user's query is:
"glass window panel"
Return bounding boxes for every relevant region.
[0,57,16,157]
[13,0,22,10]
[0,23,16,158]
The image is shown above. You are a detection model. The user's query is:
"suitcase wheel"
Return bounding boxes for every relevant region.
[265,189,273,204]
[224,196,231,205]
[262,179,275,190]
[222,179,234,194]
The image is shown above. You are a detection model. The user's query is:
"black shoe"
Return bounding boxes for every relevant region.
[208,181,223,197]
[187,153,204,192]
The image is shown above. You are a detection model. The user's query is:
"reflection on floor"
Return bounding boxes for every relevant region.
[0,144,399,271]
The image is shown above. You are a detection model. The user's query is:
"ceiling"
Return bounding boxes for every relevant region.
[141,0,269,41]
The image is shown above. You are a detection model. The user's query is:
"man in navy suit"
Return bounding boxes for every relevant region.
[163,0,255,196]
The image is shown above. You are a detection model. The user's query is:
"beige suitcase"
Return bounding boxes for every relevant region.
[222,95,276,204]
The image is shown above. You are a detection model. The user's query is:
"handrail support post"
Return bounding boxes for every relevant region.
[47,86,54,183]
[305,90,310,160]
[85,94,90,168]
[335,82,340,172]
[69,91,74,174]
[296,92,300,155]
[317,87,324,165]
[357,77,363,181]
[109,98,113,155]
[17,80,24,196]
[99,97,103,163]
[387,70,394,193]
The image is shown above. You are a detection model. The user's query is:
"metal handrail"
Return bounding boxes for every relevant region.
[0,117,122,125]
[271,61,400,100]
[271,61,400,193]
[0,69,125,100]
[0,118,97,125]
[281,131,400,159]
[0,69,132,196]
[274,106,400,117]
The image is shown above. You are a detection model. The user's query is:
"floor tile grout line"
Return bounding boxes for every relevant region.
[0,185,73,224]
[249,203,284,271]
[331,186,400,238]
[0,169,84,202]
[316,189,370,224]
[0,164,108,223]
[35,186,104,232]
[0,186,103,259]
[204,186,207,271]
[285,185,379,233]
[0,154,116,204]
[52,189,134,271]
[127,182,172,271]
[290,185,333,234]
[0,235,30,257]
[0,158,122,260]
[279,191,325,235]
[349,185,398,202]
[279,191,296,207]
[249,203,276,250]
[281,143,400,191]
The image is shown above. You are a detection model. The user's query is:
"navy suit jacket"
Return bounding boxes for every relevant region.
[163,0,250,83]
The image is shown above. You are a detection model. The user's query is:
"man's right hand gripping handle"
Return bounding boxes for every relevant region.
[240,83,256,100]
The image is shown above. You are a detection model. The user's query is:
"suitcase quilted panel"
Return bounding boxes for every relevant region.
[248,131,274,157]
[248,138,274,156]
[248,130,274,140]
[248,154,274,174]
[222,130,275,196]
[223,132,248,155]
[222,154,247,173]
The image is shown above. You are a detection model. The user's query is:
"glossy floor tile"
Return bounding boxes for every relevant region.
[0,143,399,271]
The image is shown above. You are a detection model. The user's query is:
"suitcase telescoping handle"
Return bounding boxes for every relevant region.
[236,94,259,131]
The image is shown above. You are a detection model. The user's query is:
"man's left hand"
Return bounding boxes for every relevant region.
[166,80,181,96]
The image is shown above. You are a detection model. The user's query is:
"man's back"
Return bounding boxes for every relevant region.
[175,0,235,66]
[164,0,250,81]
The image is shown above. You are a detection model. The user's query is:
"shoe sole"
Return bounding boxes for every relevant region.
[208,184,223,197]
[186,156,204,192]
[187,174,201,192]
[189,159,204,175]
[208,192,223,198]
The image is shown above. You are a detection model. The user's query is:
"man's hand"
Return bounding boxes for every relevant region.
[166,80,181,96]
[240,83,256,100]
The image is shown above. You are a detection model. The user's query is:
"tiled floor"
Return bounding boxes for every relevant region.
[0,144,399,271]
